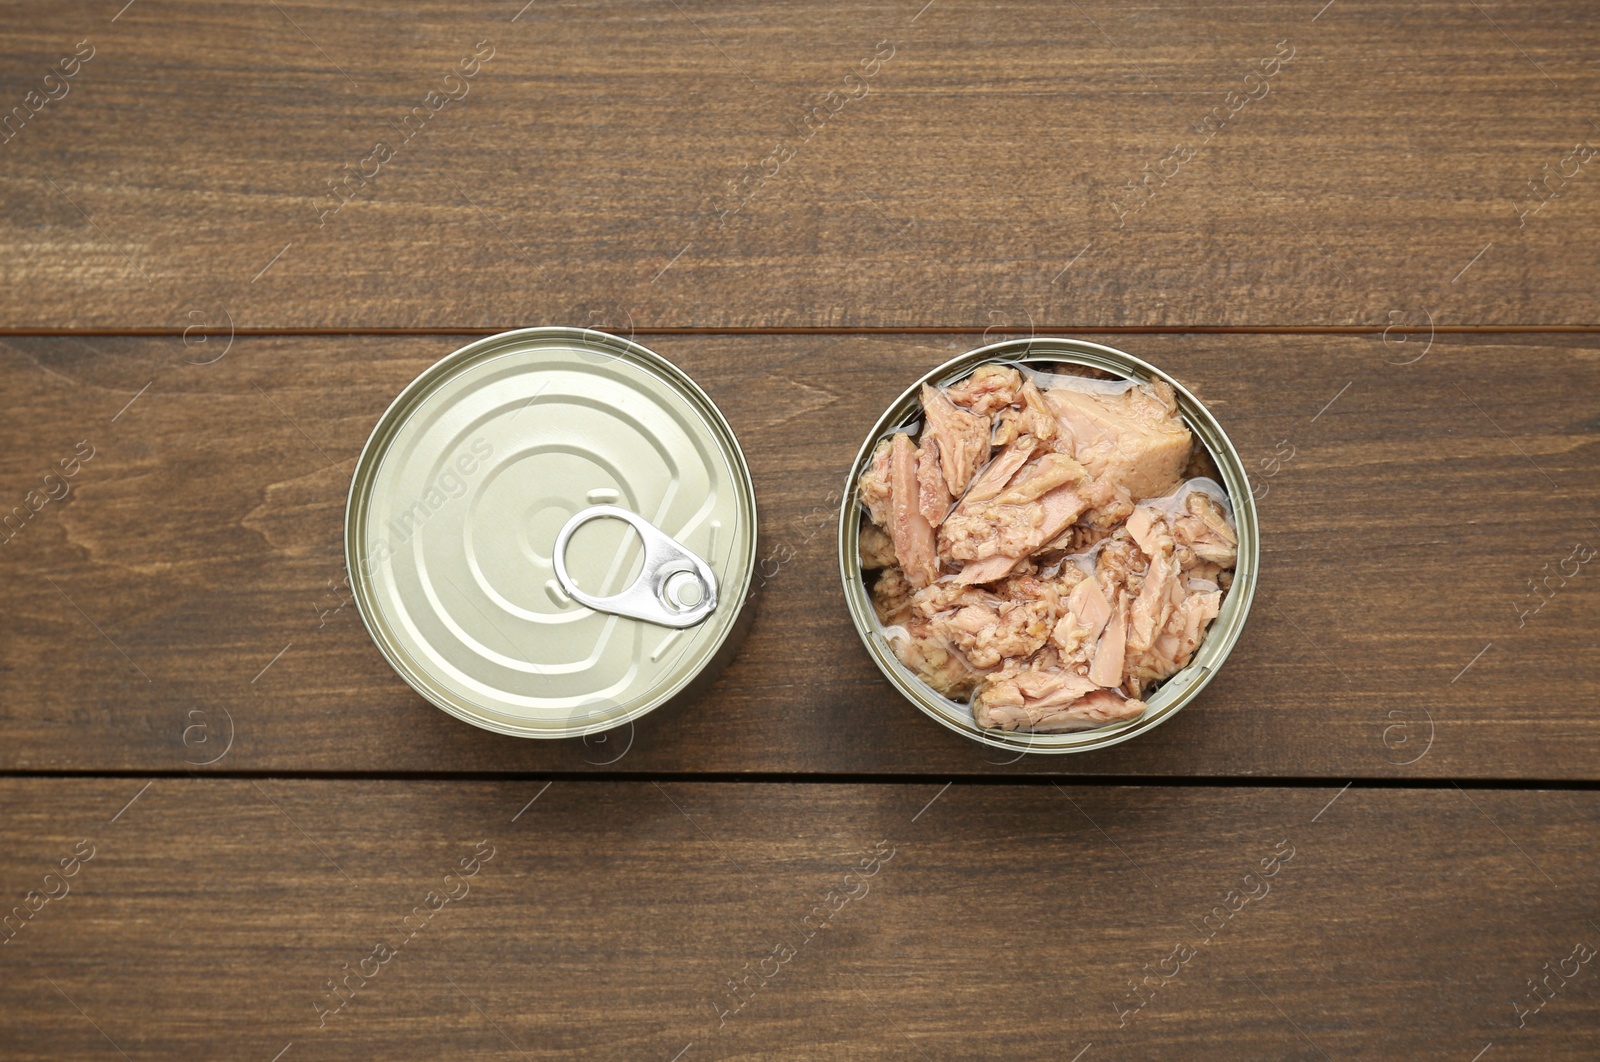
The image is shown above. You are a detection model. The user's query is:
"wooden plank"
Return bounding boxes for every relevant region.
[3,1,1600,327]
[1,332,1596,777]
[1,778,1596,1058]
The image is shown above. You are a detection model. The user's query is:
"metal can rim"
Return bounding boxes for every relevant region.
[345,326,759,739]
[836,337,1259,755]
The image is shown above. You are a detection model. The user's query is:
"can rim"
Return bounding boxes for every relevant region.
[345,326,758,739]
[836,337,1259,755]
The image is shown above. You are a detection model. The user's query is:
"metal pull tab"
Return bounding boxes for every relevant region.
[552,505,718,629]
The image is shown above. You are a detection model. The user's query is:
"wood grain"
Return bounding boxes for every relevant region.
[4,1,1600,327]
[1,779,1596,1059]
[6,3,1597,1055]
[1,332,1596,778]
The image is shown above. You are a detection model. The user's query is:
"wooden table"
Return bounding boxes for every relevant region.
[4,2,1598,1057]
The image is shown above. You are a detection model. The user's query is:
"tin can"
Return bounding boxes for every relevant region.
[837,338,1258,755]
[347,327,757,739]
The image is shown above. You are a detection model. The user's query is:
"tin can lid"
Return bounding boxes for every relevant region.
[346,328,756,738]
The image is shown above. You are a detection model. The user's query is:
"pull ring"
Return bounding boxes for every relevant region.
[552,505,718,629]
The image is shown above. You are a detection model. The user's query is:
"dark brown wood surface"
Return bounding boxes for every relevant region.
[6,1,1600,1055]
[2,332,1596,778]
[5,1,1600,327]
[2,779,1597,1060]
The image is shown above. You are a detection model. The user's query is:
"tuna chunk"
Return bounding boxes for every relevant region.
[1173,492,1237,566]
[858,439,894,528]
[942,480,1094,568]
[941,459,1094,561]
[953,553,1022,585]
[975,665,1100,730]
[1032,689,1147,732]
[993,453,1087,505]
[932,597,1053,670]
[1088,591,1129,688]
[1125,505,1173,557]
[1044,523,1116,554]
[1119,493,1230,688]
[993,380,1064,452]
[1172,590,1222,660]
[1052,574,1112,659]
[941,502,1041,564]
[974,665,1146,732]
[889,432,940,588]
[1126,589,1221,690]
[1045,380,1191,501]
[907,578,1004,621]
[871,566,914,627]
[945,364,1021,415]
[993,561,1084,617]
[859,523,898,570]
[1127,548,1179,655]
[920,384,991,497]
[917,439,952,527]
[1033,480,1096,546]
[886,615,986,699]
[1068,573,1112,635]
[1073,482,1135,543]
[956,443,1034,508]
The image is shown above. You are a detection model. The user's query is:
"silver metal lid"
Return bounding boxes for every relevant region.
[346,328,756,738]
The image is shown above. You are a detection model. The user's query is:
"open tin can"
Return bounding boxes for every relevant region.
[837,338,1258,755]
[347,327,757,739]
